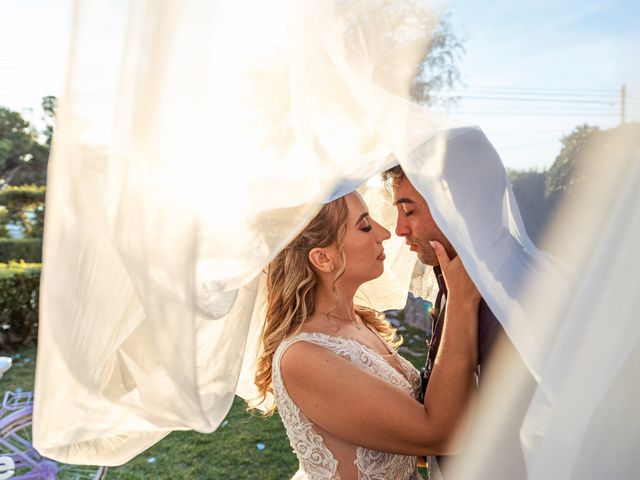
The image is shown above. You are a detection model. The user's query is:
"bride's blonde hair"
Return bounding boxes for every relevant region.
[251,197,401,415]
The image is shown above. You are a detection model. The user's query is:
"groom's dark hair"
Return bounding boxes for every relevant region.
[381,163,405,194]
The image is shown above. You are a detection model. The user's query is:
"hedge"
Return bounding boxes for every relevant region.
[0,184,46,207]
[0,238,43,262]
[0,262,41,351]
[0,185,46,239]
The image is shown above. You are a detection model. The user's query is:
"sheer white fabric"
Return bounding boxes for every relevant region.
[32,0,640,477]
[33,0,469,465]
[272,333,421,480]
[443,124,640,479]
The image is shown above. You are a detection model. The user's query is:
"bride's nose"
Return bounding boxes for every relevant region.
[376,223,391,242]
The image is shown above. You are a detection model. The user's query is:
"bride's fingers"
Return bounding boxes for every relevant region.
[429,240,450,269]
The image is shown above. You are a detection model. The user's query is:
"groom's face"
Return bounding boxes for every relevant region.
[392,176,455,266]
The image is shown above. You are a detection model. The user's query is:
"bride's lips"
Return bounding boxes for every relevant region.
[377,252,386,261]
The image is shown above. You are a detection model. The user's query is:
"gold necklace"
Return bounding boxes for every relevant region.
[321,311,361,331]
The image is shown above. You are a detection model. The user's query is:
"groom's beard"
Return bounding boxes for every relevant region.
[417,247,438,266]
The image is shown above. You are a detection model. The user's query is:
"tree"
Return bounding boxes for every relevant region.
[508,122,640,249]
[0,185,46,238]
[0,108,37,178]
[545,124,600,198]
[41,95,57,147]
[0,106,49,187]
[410,12,465,107]
[337,3,465,106]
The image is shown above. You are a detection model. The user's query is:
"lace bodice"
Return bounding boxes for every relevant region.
[272,332,423,480]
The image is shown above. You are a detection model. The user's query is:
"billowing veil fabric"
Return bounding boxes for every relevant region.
[34,0,464,465]
[32,0,639,477]
[446,126,640,480]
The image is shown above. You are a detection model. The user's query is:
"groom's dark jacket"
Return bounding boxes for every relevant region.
[421,266,533,479]
[422,266,500,388]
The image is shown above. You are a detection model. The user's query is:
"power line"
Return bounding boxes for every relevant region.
[452,95,615,105]
[499,140,560,149]
[450,111,622,117]
[457,91,618,99]
[486,128,571,136]
[458,85,620,94]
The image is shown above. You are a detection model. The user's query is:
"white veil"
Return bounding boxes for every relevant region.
[33,0,640,477]
[34,0,462,464]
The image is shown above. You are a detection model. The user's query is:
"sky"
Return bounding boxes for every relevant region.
[0,0,638,170]
[443,0,640,169]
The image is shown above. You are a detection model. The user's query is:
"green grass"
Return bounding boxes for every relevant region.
[395,315,430,370]
[1,321,430,479]
[108,399,298,479]
[1,346,37,391]
[1,347,298,479]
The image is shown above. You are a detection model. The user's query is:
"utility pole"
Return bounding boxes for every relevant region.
[620,84,626,125]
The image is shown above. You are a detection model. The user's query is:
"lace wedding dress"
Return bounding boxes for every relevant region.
[272,332,424,480]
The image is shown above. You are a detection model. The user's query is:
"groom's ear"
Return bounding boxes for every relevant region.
[308,247,335,274]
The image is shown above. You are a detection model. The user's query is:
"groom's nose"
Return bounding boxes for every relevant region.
[395,213,410,237]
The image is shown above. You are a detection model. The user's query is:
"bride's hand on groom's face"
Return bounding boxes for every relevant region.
[430,240,481,306]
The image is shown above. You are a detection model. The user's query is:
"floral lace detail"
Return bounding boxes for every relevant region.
[272,332,422,480]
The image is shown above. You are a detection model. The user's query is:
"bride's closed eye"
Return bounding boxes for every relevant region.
[360,223,372,232]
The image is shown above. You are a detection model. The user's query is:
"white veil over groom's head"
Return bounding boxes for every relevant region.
[32,0,639,477]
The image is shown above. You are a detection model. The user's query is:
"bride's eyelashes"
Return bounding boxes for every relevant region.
[360,224,373,232]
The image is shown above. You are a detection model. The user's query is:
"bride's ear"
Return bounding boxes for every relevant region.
[308,247,335,274]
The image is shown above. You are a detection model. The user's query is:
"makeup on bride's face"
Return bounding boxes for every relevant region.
[339,192,390,284]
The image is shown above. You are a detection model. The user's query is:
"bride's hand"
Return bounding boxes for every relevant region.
[430,240,480,306]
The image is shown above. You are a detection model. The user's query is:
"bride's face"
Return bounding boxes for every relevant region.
[338,192,390,285]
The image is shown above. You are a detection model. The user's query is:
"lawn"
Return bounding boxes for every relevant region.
[1,321,429,479]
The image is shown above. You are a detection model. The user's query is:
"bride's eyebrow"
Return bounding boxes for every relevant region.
[354,212,369,226]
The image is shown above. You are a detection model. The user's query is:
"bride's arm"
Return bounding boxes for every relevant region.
[280,245,479,457]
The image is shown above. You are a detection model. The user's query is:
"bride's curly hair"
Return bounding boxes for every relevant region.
[250,197,401,415]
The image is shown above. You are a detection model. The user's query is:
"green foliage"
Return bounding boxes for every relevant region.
[0,185,46,239]
[410,13,466,107]
[545,122,640,212]
[509,122,640,248]
[0,262,41,351]
[0,108,35,173]
[0,106,49,186]
[0,184,46,206]
[0,209,7,237]
[545,124,600,198]
[0,238,43,262]
[41,96,57,147]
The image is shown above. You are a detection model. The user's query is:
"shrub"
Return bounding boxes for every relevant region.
[0,185,46,238]
[0,238,42,262]
[0,261,41,351]
[0,185,46,205]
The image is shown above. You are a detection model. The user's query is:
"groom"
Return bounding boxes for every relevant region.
[382,159,533,479]
[382,163,501,394]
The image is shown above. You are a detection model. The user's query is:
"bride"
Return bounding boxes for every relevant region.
[251,190,480,479]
